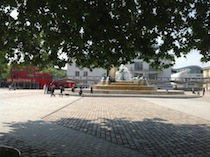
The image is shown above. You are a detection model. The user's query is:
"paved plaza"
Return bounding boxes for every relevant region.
[0,89,210,156]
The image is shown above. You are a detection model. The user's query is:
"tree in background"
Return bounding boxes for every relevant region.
[0,0,209,70]
[0,55,10,79]
[41,67,66,79]
[0,64,10,79]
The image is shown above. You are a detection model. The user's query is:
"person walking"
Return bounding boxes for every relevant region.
[90,86,93,93]
[43,84,47,94]
[79,86,83,96]
[202,87,205,96]
[59,85,64,97]
[192,87,195,94]
[51,85,55,97]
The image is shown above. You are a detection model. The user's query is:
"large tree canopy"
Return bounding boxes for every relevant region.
[0,0,209,70]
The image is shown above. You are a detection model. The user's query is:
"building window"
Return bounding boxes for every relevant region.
[75,71,80,76]
[149,74,157,80]
[83,71,88,76]
[134,62,143,71]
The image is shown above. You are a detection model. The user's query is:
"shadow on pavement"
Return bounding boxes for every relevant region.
[0,120,143,157]
[0,121,58,157]
[1,117,210,156]
[53,117,210,156]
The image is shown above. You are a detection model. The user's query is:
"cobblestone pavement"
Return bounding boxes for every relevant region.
[0,89,144,157]
[1,89,210,156]
[44,97,210,157]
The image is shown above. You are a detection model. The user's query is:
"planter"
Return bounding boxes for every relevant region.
[0,146,21,157]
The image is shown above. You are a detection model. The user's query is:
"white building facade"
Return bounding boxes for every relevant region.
[203,66,210,91]
[171,65,203,90]
[124,59,171,79]
[67,59,172,89]
[124,59,172,89]
[67,63,107,87]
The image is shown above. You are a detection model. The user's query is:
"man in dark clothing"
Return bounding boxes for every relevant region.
[79,87,83,95]
[203,88,205,96]
[59,85,64,97]
[51,85,55,97]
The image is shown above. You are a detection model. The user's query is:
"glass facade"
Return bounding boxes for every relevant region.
[75,71,80,76]
[83,71,88,76]
[175,66,203,74]
[134,62,143,71]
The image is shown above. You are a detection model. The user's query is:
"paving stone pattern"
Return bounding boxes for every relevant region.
[0,90,145,157]
[1,89,210,156]
[1,120,143,157]
[0,134,58,157]
[44,97,210,157]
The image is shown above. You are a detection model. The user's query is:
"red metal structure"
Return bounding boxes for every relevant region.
[53,79,76,89]
[7,66,76,89]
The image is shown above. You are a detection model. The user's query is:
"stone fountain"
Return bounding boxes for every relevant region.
[92,64,157,94]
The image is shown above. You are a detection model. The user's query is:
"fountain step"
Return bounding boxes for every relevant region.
[102,83,148,86]
[109,82,147,85]
[111,81,134,84]
[65,88,186,96]
[74,89,185,95]
[92,85,157,91]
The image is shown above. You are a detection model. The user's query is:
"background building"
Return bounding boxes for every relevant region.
[7,66,52,89]
[124,59,172,89]
[125,59,171,79]
[171,65,203,90]
[67,62,107,88]
[203,66,210,91]
[7,66,75,89]
[67,59,172,89]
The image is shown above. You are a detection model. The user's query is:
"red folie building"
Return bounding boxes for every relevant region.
[7,66,76,89]
[53,79,76,89]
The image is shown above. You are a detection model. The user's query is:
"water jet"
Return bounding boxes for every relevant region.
[92,64,157,94]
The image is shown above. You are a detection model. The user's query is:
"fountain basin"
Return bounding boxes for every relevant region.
[92,84,157,91]
[92,80,157,92]
[94,64,157,94]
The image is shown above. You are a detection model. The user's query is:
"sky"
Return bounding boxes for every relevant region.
[173,50,210,69]
[63,49,209,70]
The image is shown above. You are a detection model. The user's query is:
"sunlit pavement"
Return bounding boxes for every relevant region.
[0,89,210,156]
